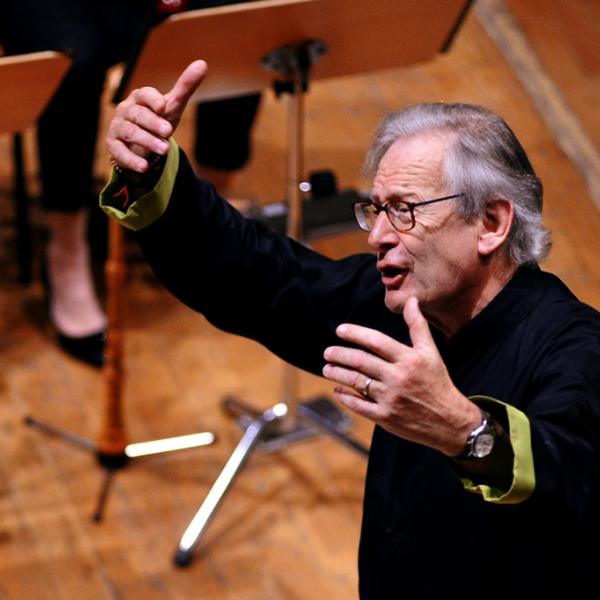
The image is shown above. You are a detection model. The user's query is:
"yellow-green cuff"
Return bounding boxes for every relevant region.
[461,395,535,504]
[99,139,180,231]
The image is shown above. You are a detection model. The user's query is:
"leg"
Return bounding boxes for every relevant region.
[2,0,146,365]
[39,57,107,342]
[45,211,106,337]
[194,93,262,194]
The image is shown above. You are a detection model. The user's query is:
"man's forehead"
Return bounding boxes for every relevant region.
[379,133,450,166]
[373,133,449,191]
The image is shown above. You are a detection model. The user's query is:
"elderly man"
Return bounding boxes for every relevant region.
[103,61,600,598]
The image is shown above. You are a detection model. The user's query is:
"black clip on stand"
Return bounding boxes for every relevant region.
[173,40,369,568]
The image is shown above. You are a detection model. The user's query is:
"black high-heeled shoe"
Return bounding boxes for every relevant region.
[56,330,106,368]
[40,258,106,368]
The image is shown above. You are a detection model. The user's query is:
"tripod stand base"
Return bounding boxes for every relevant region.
[24,414,216,521]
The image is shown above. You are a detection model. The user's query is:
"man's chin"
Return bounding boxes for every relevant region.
[384,291,409,314]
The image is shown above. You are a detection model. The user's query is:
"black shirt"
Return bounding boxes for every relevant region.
[131,151,600,599]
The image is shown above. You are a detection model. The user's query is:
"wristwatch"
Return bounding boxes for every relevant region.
[455,410,496,460]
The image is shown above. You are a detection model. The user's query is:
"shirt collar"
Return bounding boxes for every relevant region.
[435,263,549,359]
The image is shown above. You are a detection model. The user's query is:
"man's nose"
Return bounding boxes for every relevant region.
[367,210,398,250]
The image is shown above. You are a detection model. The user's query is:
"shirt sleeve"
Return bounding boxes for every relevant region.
[99,139,180,231]
[461,394,535,504]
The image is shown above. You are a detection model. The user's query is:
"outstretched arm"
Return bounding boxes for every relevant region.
[101,62,398,376]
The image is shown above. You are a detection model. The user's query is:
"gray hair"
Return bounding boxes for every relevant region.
[364,103,551,265]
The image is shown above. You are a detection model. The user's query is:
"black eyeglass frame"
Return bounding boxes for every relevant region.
[353,193,465,232]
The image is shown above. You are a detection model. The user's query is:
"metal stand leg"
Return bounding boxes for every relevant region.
[92,468,117,523]
[12,133,32,285]
[24,415,97,452]
[174,403,288,566]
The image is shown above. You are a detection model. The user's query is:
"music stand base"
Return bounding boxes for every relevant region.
[173,395,367,566]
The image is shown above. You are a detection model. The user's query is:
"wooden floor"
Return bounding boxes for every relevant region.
[1,1,600,598]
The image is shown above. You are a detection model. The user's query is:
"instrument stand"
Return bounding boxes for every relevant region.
[174,40,368,568]
[24,215,216,522]
[24,414,215,521]
[23,52,217,523]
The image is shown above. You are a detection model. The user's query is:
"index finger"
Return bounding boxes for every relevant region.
[403,296,436,352]
[335,323,408,362]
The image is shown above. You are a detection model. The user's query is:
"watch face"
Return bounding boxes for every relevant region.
[473,432,495,458]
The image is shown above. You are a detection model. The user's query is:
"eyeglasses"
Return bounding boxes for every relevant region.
[353,193,464,232]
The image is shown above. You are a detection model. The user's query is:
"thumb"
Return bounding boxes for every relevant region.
[403,297,435,350]
[163,60,208,127]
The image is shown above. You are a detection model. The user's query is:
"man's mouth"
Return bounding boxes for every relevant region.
[378,265,410,287]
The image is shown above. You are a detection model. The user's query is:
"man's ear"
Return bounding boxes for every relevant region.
[477,198,514,257]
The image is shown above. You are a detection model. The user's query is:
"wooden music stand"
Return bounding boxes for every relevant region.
[113,0,472,564]
[0,51,70,283]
